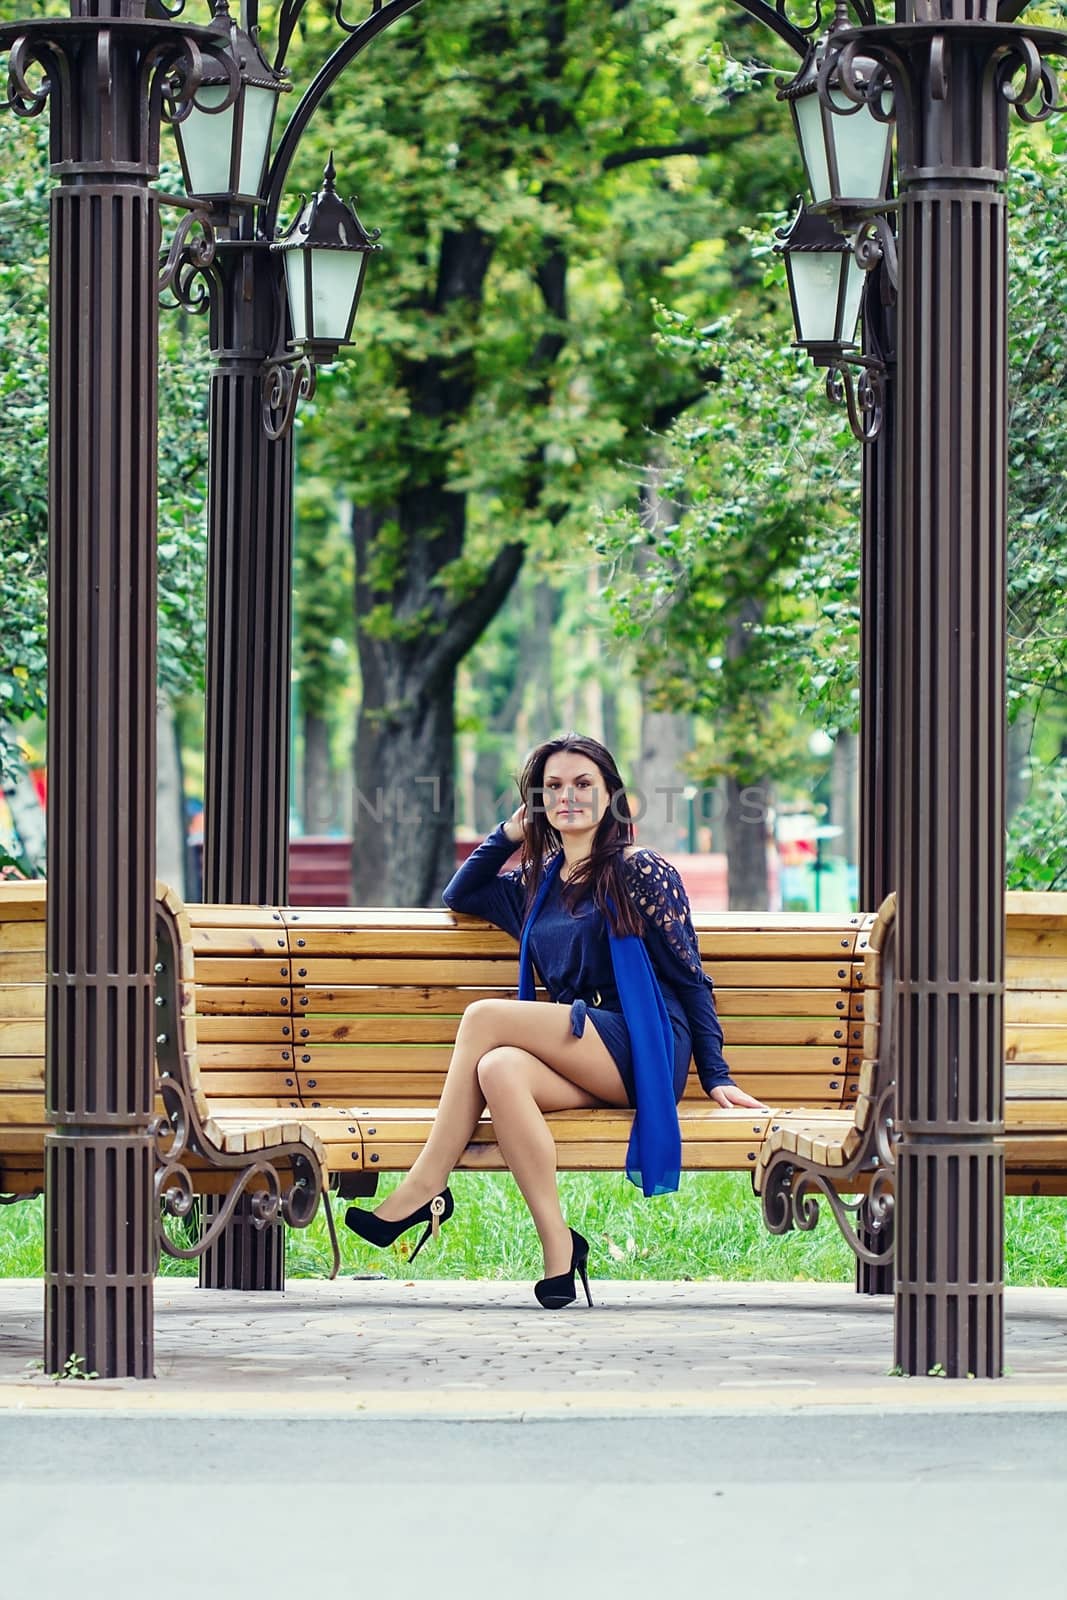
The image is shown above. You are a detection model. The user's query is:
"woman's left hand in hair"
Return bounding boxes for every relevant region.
[709,1082,770,1112]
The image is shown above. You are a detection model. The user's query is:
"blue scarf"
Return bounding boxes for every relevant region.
[517,853,681,1197]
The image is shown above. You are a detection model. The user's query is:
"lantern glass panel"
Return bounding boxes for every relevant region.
[237,84,277,201]
[788,250,861,347]
[826,88,892,202]
[308,249,366,344]
[283,250,310,343]
[794,95,832,206]
[176,85,235,198]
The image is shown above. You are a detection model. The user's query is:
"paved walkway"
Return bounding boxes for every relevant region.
[1,1276,1065,1414]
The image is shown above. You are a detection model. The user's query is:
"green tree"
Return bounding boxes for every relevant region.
[284,0,802,902]
[0,113,211,847]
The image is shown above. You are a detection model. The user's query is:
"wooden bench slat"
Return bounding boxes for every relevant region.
[292,957,860,990]
[0,953,48,984]
[191,927,290,956]
[0,1060,44,1092]
[194,958,293,986]
[194,986,293,1016]
[278,1014,858,1048]
[0,985,45,1019]
[199,1072,302,1097]
[196,1017,299,1043]
[0,922,46,954]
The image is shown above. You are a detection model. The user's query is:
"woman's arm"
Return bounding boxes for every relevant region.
[623,851,768,1110]
[442,813,526,940]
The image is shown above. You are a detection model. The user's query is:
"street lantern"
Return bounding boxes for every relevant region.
[778,33,892,211]
[173,0,287,207]
[272,157,382,360]
[776,201,865,363]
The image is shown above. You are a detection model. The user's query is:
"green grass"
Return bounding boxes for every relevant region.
[3,1178,1066,1285]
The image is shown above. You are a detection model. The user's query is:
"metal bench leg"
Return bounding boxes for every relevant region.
[198,1199,285,1292]
[856,1207,894,1296]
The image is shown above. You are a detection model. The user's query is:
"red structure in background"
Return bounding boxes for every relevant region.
[283,837,731,911]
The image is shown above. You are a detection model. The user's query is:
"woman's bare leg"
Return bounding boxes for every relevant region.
[375,999,627,1221]
[476,1045,610,1277]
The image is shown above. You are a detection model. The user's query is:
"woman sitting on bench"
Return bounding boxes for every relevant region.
[344,732,766,1308]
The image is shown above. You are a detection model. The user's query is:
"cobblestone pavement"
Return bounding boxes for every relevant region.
[1,1277,1065,1414]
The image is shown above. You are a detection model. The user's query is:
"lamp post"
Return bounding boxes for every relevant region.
[739,0,1067,1374]
[0,0,239,1379]
[162,0,416,1291]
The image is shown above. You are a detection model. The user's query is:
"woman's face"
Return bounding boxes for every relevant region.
[538,751,612,841]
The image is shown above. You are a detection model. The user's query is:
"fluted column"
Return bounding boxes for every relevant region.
[888,4,1009,1377]
[202,240,293,908]
[40,2,163,1379]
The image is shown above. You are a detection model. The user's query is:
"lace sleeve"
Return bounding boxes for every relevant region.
[624,849,733,1091]
[623,851,707,983]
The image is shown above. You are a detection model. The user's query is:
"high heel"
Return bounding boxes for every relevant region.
[344,1187,454,1261]
[534,1227,593,1310]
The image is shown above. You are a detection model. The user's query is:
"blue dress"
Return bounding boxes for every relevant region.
[442,825,734,1106]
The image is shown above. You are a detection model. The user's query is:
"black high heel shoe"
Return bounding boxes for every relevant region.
[344,1187,454,1261]
[534,1228,593,1310]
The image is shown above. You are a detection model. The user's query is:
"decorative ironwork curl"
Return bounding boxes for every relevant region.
[830,36,897,124]
[995,37,1064,123]
[826,358,886,443]
[760,913,899,1265]
[152,31,240,130]
[263,353,316,440]
[4,34,63,120]
[158,201,218,311]
[853,213,898,294]
[152,904,334,1272]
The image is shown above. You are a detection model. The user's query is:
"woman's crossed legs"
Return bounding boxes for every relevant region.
[374,998,629,1277]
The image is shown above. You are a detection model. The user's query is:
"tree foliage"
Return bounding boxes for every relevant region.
[276,0,805,899]
[0,117,211,789]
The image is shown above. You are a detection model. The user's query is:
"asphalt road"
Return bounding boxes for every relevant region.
[2,1411,1065,1599]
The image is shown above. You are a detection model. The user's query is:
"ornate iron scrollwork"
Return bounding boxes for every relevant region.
[825,357,886,443]
[760,933,898,1267]
[995,35,1064,122]
[158,199,218,311]
[152,903,337,1275]
[262,353,316,440]
[3,32,64,120]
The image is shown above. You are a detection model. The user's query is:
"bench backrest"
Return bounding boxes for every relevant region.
[197,905,873,1113]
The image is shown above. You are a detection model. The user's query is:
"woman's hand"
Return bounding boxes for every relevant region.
[709,1082,769,1112]
[503,803,527,845]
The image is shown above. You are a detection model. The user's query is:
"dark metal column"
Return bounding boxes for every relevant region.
[199,238,292,1290]
[888,7,1009,1377]
[856,275,896,1297]
[858,278,896,915]
[43,7,161,1380]
[202,240,293,907]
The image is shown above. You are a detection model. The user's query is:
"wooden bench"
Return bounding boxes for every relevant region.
[1,881,874,1256]
[0,882,328,1267]
[7,880,1063,1279]
[755,892,1067,1267]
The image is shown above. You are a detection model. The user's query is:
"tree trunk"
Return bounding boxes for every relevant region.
[631,705,691,856]
[723,774,770,910]
[352,653,459,906]
[351,497,523,906]
[302,712,334,835]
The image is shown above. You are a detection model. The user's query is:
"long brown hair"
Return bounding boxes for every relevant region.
[517,733,645,937]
